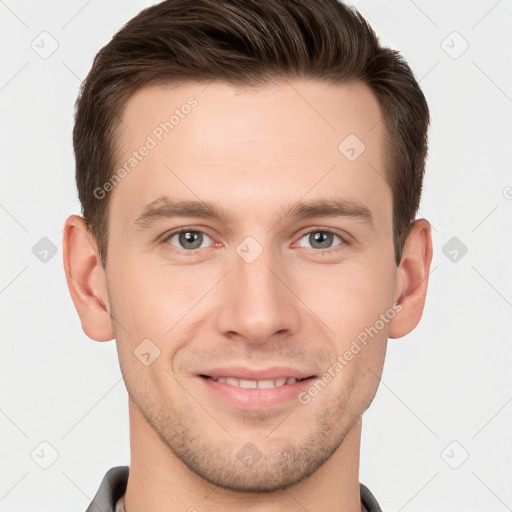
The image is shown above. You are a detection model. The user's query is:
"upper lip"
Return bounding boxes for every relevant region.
[199,367,316,381]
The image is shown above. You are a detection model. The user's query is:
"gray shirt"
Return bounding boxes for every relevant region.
[86,466,383,512]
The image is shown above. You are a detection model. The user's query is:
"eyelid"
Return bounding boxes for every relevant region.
[160,226,219,252]
[159,226,350,254]
[292,228,348,252]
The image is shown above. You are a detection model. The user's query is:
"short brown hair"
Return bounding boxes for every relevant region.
[73,0,429,267]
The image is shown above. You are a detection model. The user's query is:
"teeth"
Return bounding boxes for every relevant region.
[208,376,303,389]
[256,379,274,389]
[239,379,257,389]
[226,377,239,386]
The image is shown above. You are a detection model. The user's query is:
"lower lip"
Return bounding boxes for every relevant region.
[199,376,315,409]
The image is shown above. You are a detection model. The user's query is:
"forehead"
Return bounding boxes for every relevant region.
[111,79,391,231]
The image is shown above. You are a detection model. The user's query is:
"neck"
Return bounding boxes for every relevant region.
[124,399,363,512]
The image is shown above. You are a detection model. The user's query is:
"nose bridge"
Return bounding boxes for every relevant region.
[216,237,299,343]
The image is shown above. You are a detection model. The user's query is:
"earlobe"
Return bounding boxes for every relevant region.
[388,219,433,339]
[62,215,115,342]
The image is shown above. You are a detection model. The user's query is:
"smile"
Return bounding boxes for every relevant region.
[203,376,308,389]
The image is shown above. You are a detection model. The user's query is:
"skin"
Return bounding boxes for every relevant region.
[63,79,432,512]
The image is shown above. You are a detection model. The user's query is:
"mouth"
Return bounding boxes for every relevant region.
[197,368,317,409]
[199,375,313,389]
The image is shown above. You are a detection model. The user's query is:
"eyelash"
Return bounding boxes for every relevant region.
[161,227,348,255]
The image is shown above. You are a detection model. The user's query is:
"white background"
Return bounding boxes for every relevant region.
[1,1,511,511]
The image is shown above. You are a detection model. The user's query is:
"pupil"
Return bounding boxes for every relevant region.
[311,231,332,249]
[180,231,202,249]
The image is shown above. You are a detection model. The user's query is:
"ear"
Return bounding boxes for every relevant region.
[388,219,433,339]
[62,215,114,341]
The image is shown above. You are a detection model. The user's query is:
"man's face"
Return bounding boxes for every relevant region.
[106,79,398,491]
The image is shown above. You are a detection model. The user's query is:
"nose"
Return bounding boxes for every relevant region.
[215,242,301,345]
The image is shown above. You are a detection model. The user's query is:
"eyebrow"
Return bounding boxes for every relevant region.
[133,195,374,230]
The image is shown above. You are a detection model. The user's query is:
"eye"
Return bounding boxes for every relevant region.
[294,230,345,251]
[164,229,214,251]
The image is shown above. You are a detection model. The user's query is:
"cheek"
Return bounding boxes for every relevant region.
[297,260,396,342]
[295,261,394,401]
[108,257,200,338]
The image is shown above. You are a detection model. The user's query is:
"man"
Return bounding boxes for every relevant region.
[63,0,432,510]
